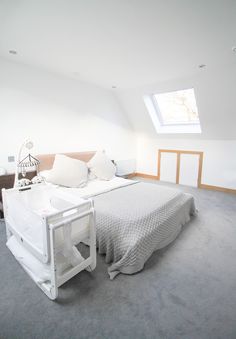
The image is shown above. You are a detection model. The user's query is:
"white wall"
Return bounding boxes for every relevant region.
[1,58,235,189]
[0,58,136,173]
[117,63,236,189]
[117,62,236,139]
[136,135,236,189]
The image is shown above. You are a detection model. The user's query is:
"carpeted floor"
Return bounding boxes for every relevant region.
[0,178,236,339]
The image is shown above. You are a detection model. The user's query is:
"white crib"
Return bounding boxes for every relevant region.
[2,183,96,300]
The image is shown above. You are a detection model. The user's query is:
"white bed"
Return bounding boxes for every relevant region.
[38,152,196,279]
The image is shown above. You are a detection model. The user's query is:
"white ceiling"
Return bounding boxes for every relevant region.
[0,0,236,89]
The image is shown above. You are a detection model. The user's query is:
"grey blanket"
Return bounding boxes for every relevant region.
[93,182,196,279]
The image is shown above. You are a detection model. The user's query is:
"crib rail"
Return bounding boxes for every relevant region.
[2,184,96,300]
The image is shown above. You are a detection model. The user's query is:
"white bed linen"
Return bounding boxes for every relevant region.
[55,177,137,199]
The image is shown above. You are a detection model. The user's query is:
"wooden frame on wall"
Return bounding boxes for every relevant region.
[136,148,236,194]
[157,149,204,188]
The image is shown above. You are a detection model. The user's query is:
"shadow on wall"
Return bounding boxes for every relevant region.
[0,58,132,130]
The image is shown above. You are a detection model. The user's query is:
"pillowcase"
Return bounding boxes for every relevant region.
[47,154,88,188]
[39,170,51,181]
[88,170,97,181]
[87,151,116,180]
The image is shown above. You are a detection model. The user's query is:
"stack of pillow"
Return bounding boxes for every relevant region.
[41,151,117,188]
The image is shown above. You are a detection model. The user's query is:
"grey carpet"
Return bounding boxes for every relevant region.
[0,178,236,339]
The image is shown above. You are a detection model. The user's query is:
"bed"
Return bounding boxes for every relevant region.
[37,152,197,279]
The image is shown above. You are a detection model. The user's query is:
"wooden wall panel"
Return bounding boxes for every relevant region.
[157,149,204,188]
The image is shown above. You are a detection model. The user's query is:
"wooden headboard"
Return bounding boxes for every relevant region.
[37,151,96,172]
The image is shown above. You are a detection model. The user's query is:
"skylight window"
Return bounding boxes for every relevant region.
[153,88,199,126]
[144,88,201,134]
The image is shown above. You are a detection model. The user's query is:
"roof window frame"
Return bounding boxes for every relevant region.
[143,88,202,134]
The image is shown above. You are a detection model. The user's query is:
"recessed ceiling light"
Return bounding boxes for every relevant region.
[9,50,17,55]
[198,64,206,69]
[232,46,236,53]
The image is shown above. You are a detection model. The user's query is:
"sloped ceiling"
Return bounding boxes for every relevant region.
[0,0,236,139]
[0,0,236,89]
[117,62,236,139]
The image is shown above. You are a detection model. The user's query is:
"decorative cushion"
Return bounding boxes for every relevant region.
[87,151,116,180]
[48,154,88,187]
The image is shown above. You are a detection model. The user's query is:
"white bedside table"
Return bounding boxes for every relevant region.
[115,159,136,179]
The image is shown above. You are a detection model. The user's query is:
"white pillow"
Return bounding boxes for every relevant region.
[39,170,51,181]
[87,151,116,180]
[88,170,97,181]
[48,154,88,188]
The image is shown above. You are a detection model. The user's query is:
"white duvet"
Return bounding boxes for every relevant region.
[55,176,136,199]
